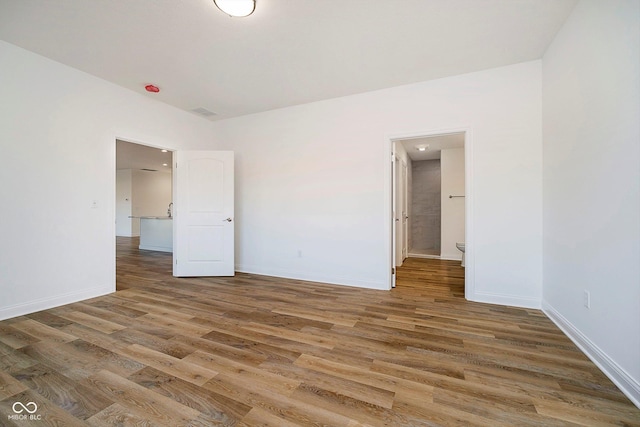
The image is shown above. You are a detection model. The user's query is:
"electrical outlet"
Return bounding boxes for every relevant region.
[583,290,591,309]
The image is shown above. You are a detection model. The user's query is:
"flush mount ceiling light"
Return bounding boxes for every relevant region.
[213,0,255,17]
[417,145,429,151]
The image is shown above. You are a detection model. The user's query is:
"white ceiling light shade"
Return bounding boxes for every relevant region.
[214,0,255,17]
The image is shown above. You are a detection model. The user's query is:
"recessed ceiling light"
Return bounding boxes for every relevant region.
[162,163,168,167]
[417,145,429,151]
[161,149,168,153]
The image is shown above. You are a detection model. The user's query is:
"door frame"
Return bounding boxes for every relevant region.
[385,126,474,299]
[401,158,409,261]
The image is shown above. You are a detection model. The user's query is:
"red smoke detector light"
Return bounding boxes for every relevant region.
[145,84,160,93]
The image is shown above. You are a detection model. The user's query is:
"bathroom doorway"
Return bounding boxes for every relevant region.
[392,131,466,266]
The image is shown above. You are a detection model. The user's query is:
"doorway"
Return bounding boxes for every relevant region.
[115,139,174,288]
[115,139,236,280]
[115,140,174,240]
[389,129,472,297]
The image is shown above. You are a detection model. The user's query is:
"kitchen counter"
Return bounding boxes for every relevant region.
[138,217,173,252]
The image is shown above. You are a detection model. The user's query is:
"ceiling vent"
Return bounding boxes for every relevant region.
[191,107,217,118]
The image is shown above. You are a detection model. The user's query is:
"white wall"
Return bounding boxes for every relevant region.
[441,147,465,260]
[211,60,543,307]
[131,169,172,236]
[116,169,173,237]
[0,40,221,320]
[115,169,133,236]
[542,0,640,406]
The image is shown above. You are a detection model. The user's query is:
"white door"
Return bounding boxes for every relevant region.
[391,149,397,288]
[173,151,234,277]
[401,160,408,261]
[394,155,403,267]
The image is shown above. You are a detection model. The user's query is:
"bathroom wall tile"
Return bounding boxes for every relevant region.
[410,160,441,251]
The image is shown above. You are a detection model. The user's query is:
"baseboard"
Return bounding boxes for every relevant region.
[139,244,172,253]
[542,301,640,408]
[440,252,462,261]
[408,253,440,259]
[0,285,114,321]
[408,253,462,263]
[468,290,541,309]
[235,264,388,290]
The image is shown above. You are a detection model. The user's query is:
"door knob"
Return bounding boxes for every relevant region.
[223,218,233,222]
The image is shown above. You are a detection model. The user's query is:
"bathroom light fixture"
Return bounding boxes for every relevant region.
[213,0,255,17]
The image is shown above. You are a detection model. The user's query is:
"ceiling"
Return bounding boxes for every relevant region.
[116,140,173,172]
[399,133,465,161]
[0,0,577,121]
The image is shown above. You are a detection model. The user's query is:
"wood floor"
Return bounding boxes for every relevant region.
[0,238,638,426]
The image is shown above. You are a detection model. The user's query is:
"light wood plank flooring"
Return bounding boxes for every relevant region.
[0,237,637,426]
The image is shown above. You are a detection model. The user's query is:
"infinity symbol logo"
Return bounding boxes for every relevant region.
[12,402,38,414]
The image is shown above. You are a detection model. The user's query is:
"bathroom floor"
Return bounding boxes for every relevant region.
[407,247,440,258]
